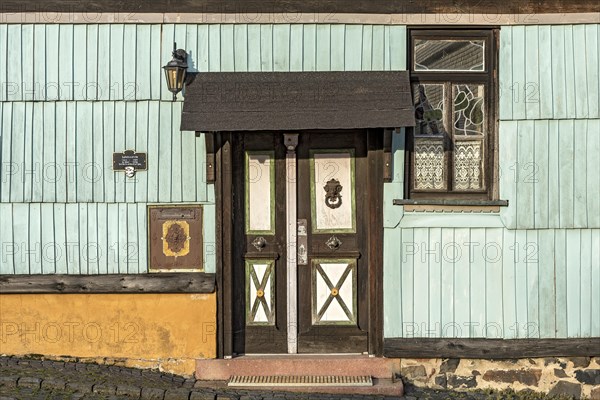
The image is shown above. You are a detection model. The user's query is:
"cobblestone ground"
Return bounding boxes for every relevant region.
[0,357,548,400]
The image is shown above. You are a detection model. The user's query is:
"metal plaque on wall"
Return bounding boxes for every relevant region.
[148,205,203,272]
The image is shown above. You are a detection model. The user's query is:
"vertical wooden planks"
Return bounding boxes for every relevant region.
[106,204,120,274]
[76,102,94,202]
[524,26,540,119]
[289,24,303,71]
[146,101,160,202]
[533,120,549,229]
[550,25,567,119]
[591,230,600,337]
[470,228,487,337]
[0,204,15,274]
[12,204,29,273]
[31,103,44,201]
[42,103,56,202]
[537,229,557,338]
[33,25,46,102]
[233,24,248,71]
[573,120,588,227]
[499,26,513,120]
[73,25,87,101]
[64,203,79,274]
[344,25,362,71]
[563,26,577,119]
[0,103,12,202]
[412,228,429,337]
[149,24,162,99]
[361,25,373,71]
[502,229,517,338]
[428,228,442,337]
[558,120,575,228]
[513,230,528,338]
[170,102,183,202]
[565,229,581,337]
[371,25,385,70]
[85,24,98,100]
[383,227,402,337]
[587,120,600,228]
[102,102,115,203]
[6,25,22,101]
[58,25,74,100]
[389,25,406,70]
[96,24,111,101]
[440,228,455,337]
[123,25,137,101]
[330,24,345,70]
[195,132,206,202]
[302,24,316,71]
[259,24,272,71]
[203,203,216,273]
[579,229,592,337]
[526,229,539,338]
[0,24,7,102]
[273,24,290,71]
[538,26,553,119]
[161,25,175,100]
[220,24,235,72]
[158,102,173,202]
[40,204,55,274]
[10,102,24,202]
[547,121,561,228]
[499,121,518,229]
[96,203,108,274]
[136,203,148,273]
[585,25,599,119]
[77,203,89,274]
[22,103,33,202]
[516,121,534,229]
[135,101,149,203]
[126,203,139,273]
[246,24,261,72]
[554,229,568,337]
[573,25,590,118]
[485,228,504,338]
[91,103,104,201]
[453,229,470,338]
[118,203,129,273]
[135,24,151,100]
[401,229,414,337]
[53,203,68,274]
[112,102,126,202]
[87,203,99,274]
[181,128,197,203]
[510,26,526,120]
[315,24,330,71]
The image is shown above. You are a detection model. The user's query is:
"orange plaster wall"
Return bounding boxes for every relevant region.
[0,293,216,376]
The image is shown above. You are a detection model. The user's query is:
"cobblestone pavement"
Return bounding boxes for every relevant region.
[0,356,532,400]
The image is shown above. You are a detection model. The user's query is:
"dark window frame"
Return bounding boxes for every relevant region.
[405,28,499,202]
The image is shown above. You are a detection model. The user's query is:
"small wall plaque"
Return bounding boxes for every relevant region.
[113,150,147,178]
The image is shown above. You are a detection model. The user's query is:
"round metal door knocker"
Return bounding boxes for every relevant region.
[324,178,343,209]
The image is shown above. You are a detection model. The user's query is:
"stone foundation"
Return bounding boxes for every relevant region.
[398,357,600,399]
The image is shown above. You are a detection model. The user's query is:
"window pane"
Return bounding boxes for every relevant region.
[453,84,485,136]
[454,140,484,190]
[413,84,445,135]
[414,40,484,71]
[414,138,446,190]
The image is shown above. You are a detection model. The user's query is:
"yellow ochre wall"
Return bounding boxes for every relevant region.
[0,293,216,376]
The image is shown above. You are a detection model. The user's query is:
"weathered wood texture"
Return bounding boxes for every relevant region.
[0,202,216,274]
[383,227,600,339]
[0,24,407,102]
[0,0,597,14]
[181,71,414,131]
[384,338,600,358]
[499,119,600,230]
[0,101,209,204]
[499,25,599,120]
[0,273,215,293]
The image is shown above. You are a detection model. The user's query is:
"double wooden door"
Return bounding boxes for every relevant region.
[232,131,370,354]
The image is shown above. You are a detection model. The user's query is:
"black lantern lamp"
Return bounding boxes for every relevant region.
[163,43,188,101]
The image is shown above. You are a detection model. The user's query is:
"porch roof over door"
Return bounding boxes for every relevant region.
[180,71,414,132]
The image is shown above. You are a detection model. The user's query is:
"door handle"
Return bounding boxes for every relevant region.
[251,236,267,251]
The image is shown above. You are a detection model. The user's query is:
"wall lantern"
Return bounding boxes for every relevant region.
[163,43,188,101]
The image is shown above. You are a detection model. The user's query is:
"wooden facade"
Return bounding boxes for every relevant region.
[0,18,598,365]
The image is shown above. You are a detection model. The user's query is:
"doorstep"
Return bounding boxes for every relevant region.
[195,355,403,396]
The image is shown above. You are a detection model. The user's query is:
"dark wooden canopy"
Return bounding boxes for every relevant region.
[180,71,414,132]
[1,0,597,14]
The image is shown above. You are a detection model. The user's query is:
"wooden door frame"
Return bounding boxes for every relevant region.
[215,129,384,358]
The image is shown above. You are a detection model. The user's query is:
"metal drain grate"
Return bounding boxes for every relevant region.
[228,375,373,387]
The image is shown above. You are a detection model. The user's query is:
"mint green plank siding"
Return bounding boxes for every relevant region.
[0,101,209,204]
[500,25,600,120]
[500,119,600,230]
[384,228,600,339]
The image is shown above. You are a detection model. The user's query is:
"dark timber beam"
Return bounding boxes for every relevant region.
[0,273,215,294]
[0,0,597,14]
[384,338,600,359]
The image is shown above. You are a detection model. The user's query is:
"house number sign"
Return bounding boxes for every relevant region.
[113,150,147,178]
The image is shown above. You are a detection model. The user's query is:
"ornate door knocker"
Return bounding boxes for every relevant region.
[324,178,343,209]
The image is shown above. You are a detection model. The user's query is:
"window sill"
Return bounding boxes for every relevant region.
[393,199,508,213]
